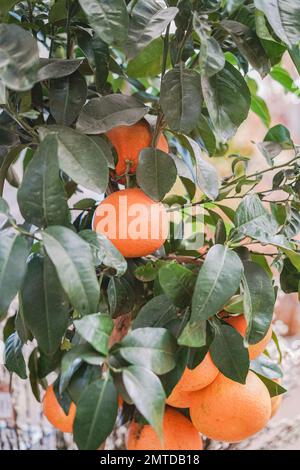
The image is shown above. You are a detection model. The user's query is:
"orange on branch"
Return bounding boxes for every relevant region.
[127,408,203,450]
[168,353,219,397]
[106,121,169,177]
[190,371,271,443]
[92,188,168,258]
[224,314,273,360]
[166,386,193,408]
[43,385,76,433]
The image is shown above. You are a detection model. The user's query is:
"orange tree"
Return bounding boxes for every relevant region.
[0,0,300,450]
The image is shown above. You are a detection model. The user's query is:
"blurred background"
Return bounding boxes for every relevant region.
[0,53,300,450]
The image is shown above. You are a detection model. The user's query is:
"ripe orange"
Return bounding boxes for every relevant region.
[92,188,168,258]
[167,353,219,400]
[224,314,273,360]
[127,408,203,450]
[43,385,76,433]
[190,371,271,442]
[106,121,169,176]
[166,386,193,408]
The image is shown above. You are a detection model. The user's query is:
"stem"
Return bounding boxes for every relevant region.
[11,221,40,241]
[222,155,300,191]
[151,26,170,148]
[66,0,72,59]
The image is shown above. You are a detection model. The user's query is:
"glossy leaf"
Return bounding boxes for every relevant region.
[0,24,39,91]
[136,148,177,201]
[133,295,178,330]
[242,261,275,345]
[78,0,129,45]
[43,226,100,315]
[39,126,109,194]
[76,95,149,134]
[117,327,177,375]
[4,332,27,379]
[254,0,300,47]
[160,67,202,133]
[60,344,104,394]
[21,255,69,356]
[50,71,87,126]
[18,136,70,228]
[221,20,270,77]
[232,194,279,243]
[158,263,196,308]
[190,244,244,322]
[74,313,114,355]
[80,230,127,276]
[122,365,165,439]
[202,62,250,141]
[37,59,83,81]
[210,321,249,384]
[125,1,178,58]
[0,232,29,317]
[73,376,118,450]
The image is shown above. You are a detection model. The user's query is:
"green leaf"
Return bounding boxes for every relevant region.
[76,95,149,134]
[18,136,70,228]
[221,20,270,77]
[280,257,300,293]
[21,255,69,356]
[190,244,244,323]
[50,71,87,126]
[250,94,271,128]
[67,363,102,404]
[199,37,225,77]
[73,376,118,450]
[80,230,127,276]
[125,1,178,59]
[264,124,294,149]
[158,263,196,308]
[107,277,135,318]
[39,126,109,194]
[210,321,249,384]
[43,226,100,315]
[0,24,39,91]
[136,148,177,201]
[178,319,207,348]
[193,114,216,156]
[37,59,83,81]
[232,194,279,243]
[270,65,300,97]
[78,0,129,46]
[184,136,219,200]
[254,0,300,47]
[122,365,165,439]
[74,314,114,355]
[252,372,286,398]
[202,62,250,141]
[133,295,178,329]
[116,327,177,375]
[127,37,165,78]
[0,232,29,317]
[242,261,275,345]
[4,332,27,379]
[134,260,167,282]
[160,67,202,133]
[60,344,104,394]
